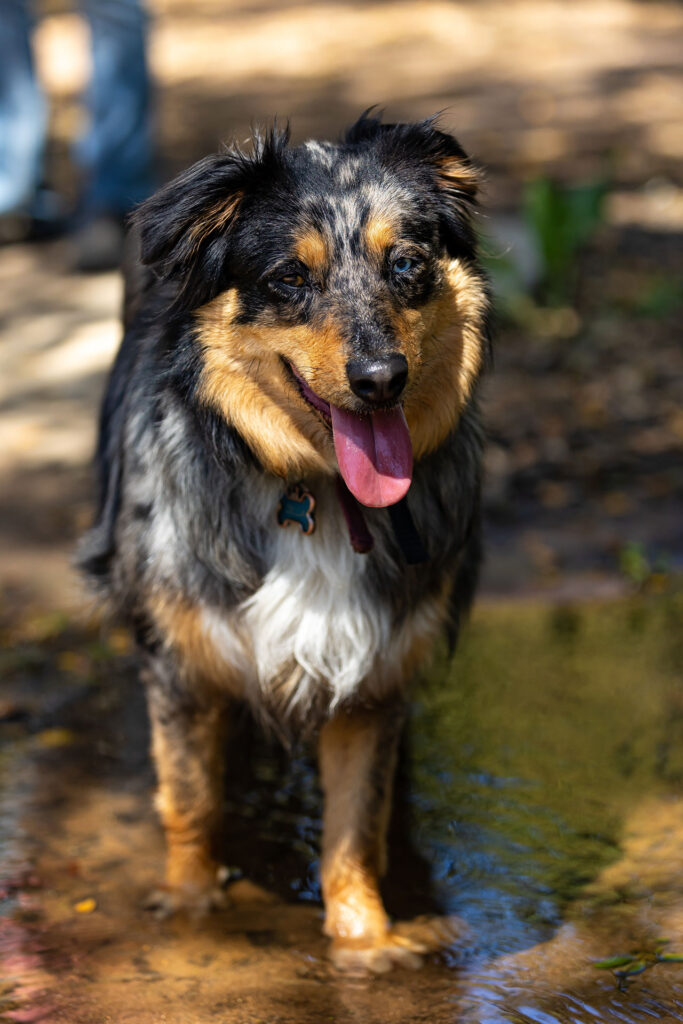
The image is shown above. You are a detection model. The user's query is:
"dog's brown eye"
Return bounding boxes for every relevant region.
[280,273,306,288]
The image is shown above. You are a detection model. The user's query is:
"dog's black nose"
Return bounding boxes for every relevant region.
[346,354,408,405]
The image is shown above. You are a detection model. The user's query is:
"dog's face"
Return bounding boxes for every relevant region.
[136,117,490,495]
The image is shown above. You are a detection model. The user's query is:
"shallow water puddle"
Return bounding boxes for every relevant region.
[1,591,683,1022]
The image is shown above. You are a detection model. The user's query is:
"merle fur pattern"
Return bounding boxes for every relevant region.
[78,115,491,725]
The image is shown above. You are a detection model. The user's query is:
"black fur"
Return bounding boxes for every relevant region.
[79,113,490,714]
[77,115,492,952]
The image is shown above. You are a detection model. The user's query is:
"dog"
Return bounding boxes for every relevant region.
[78,113,491,972]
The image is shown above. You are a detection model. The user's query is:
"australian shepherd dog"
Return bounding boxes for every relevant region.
[78,114,491,972]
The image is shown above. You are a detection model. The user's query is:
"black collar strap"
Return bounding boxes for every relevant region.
[387,498,429,565]
[335,475,428,564]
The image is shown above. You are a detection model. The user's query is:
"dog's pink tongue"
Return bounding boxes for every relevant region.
[330,406,413,508]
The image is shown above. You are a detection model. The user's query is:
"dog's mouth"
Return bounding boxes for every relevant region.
[283,359,413,508]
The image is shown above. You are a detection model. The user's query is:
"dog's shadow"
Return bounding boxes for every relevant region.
[218,707,443,918]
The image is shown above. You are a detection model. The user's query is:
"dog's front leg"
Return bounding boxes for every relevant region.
[143,659,228,917]
[319,702,466,971]
[319,702,419,971]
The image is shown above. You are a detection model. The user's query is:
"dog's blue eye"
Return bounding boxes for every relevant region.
[392,257,414,275]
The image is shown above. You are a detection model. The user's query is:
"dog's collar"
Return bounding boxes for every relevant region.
[336,477,427,564]
[335,476,374,554]
[278,479,428,564]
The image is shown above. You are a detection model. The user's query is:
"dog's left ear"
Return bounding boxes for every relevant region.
[432,134,480,244]
[417,122,481,257]
[356,116,480,257]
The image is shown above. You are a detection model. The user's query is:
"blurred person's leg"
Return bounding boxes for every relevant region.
[0,0,50,238]
[74,0,154,270]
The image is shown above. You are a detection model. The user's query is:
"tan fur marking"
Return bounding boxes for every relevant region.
[149,592,244,695]
[249,317,350,414]
[398,580,452,681]
[157,799,220,890]
[400,258,487,459]
[293,228,330,275]
[187,192,242,254]
[195,290,343,479]
[149,695,227,892]
[436,156,480,199]
[364,216,396,259]
[319,710,399,942]
[322,856,390,943]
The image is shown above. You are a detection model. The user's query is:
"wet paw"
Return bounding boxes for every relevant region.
[330,915,468,974]
[143,875,229,920]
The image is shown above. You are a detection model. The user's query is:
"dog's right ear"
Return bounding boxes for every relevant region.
[133,126,291,311]
[132,153,247,311]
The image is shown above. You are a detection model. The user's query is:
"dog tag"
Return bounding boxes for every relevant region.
[277,485,316,535]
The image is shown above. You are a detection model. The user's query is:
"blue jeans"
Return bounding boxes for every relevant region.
[0,0,154,218]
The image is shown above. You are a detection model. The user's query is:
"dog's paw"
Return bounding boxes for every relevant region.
[225,877,278,905]
[143,876,229,920]
[329,915,468,974]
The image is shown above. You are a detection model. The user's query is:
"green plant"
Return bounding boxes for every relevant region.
[523,178,607,305]
[618,542,671,592]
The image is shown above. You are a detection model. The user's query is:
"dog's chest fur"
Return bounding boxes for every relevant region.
[89,384,482,721]
[155,472,442,715]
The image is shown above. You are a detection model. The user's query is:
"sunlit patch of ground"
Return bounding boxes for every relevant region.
[0,245,121,612]
[37,0,683,189]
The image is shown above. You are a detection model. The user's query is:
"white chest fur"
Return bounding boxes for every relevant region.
[241,483,391,711]
[200,481,444,715]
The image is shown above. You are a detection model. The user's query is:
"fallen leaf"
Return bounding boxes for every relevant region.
[56,651,89,675]
[35,729,76,749]
[107,629,131,654]
[538,480,572,509]
[616,959,647,977]
[595,955,635,969]
[74,898,96,914]
[601,491,634,517]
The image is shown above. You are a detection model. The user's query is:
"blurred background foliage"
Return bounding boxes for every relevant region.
[522,177,607,305]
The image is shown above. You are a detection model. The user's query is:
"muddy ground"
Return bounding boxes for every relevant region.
[1,1,683,1021]
[4,594,683,1023]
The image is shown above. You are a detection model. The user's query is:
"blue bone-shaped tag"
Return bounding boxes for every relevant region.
[277,485,316,535]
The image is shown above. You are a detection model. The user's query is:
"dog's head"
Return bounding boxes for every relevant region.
[135,115,490,503]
